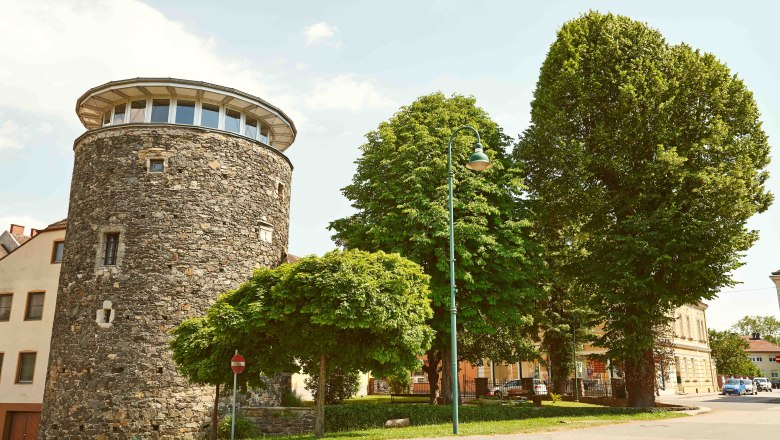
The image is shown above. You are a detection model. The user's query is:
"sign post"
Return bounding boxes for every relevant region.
[230,351,246,440]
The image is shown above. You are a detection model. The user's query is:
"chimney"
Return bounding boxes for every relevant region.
[10,224,24,235]
[752,332,761,340]
[31,228,40,237]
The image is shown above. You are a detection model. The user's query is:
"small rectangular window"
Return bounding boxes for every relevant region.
[175,100,195,124]
[24,292,44,320]
[0,294,12,321]
[16,352,36,383]
[201,103,220,128]
[112,103,126,124]
[104,233,120,266]
[52,241,65,263]
[244,116,258,139]
[150,99,170,123]
[129,100,146,123]
[259,222,273,243]
[225,109,241,133]
[149,159,164,173]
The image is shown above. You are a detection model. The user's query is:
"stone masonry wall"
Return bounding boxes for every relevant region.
[242,407,315,436]
[40,125,293,439]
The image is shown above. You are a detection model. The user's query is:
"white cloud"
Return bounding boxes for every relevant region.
[0,120,30,151]
[305,74,395,112]
[0,0,297,123]
[303,22,340,47]
[0,216,49,232]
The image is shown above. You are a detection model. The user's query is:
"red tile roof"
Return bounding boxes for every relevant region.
[741,336,780,353]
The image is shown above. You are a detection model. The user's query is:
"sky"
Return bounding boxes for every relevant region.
[0,0,778,330]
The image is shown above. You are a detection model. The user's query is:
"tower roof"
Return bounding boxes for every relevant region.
[76,77,297,151]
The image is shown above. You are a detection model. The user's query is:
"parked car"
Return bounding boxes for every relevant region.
[721,378,746,396]
[532,379,548,395]
[743,378,757,395]
[490,379,548,397]
[754,377,772,392]
[490,379,523,397]
[771,378,780,389]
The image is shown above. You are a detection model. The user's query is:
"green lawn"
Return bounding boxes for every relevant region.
[253,406,685,440]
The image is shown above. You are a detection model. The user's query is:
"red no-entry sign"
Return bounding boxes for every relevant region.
[775,355,780,363]
[231,353,246,374]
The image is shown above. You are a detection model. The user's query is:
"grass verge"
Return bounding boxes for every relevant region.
[257,410,684,439]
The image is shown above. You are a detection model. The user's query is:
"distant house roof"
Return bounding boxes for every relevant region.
[741,336,780,353]
[0,219,66,261]
[45,219,68,230]
[286,253,300,264]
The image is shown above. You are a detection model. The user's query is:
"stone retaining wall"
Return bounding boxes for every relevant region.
[243,407,315,436]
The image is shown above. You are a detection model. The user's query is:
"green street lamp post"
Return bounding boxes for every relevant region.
[448,126,492,434]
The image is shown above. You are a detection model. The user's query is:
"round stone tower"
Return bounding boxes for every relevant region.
[40,78,297,439]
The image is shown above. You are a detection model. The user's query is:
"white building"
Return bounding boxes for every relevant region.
[0,220,65,438]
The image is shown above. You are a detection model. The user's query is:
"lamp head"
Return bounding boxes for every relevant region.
[465,142,492,171]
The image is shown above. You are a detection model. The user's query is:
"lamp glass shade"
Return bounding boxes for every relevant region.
[466,147,492,171]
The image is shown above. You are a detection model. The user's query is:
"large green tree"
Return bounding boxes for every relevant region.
[709,329,762,377]
[171,250,434,437]
[329,93,543,403]
[731,315,780,345]
[515,12,772,406]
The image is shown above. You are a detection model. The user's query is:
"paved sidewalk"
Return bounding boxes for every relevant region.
[419,393,780,440]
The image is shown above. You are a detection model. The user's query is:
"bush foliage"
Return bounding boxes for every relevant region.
[324,403,669,431]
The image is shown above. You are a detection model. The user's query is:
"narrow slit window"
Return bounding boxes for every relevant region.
[150,99,170,123]
[244,116,259,139]
[104,233,120,266]
[129,100,146,123]
[225,109,241,133]
[112,103,126,125]
[201,103,220,128]
[175,100,195,124]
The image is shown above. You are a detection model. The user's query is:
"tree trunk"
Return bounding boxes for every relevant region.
[315,354,327,438]
[424,350,441,404]
[546,337,570,394]
[440,348,453,404]
[211,383,220,440]
[625,349,656,407]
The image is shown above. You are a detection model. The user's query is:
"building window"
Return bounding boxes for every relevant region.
[259,222,273,243]
[0,352,3,379]
[201,103,220,128]
[16,352,36,384]
[175,100,195,124]
[129,99,147,123]
[244,116,259,139]
[150,99,170,123]
[259,124,270,144]
[24,292,44,320]
[52,240,65,263]
[112,103,126,125]
[149,159,165,173]
[225,108,241,133]
[104,233,120,266]
[0,294,11,321]
[103,110,111,126]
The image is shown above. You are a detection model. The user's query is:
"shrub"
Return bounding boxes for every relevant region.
[282,389,304,407]
[325,403,669,432]
[218,414,256,439]
[549,393,562,403]
[304,366,360,404]
[386,373,412,394]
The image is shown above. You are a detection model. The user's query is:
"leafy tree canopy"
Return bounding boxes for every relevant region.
[731,315,780,345]
[709,329,762,377]
[329,92,543,356]
[172,249,434,383]
[515,11,772,406]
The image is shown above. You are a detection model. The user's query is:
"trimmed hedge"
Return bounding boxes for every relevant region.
[325,403,669,432]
